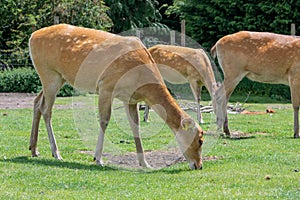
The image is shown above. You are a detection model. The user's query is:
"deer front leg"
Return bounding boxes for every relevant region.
[190,81,204,124]
[124,103,151,168]
[293,106,299,138]
[290,80,300,138]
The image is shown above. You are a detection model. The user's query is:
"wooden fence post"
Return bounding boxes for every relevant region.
[170,30,175,45]
[181,20,186,46]
[291,23,296,36]
[54,16,59,24]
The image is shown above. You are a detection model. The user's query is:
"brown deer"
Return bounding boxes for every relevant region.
[29,24,204,169]
[145,45,223,125]
[211,31,300,138]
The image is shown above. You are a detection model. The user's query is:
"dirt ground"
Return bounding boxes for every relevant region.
[0,93,36,109]
[0,93,218,169]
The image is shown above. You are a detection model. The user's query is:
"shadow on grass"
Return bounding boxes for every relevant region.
[0,156,118,171]
[227,135,256,140]
[0,156,187,174]
[221,131,258,140]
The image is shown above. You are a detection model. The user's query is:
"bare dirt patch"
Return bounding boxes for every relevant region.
[79,149,219,169]
[0,93,36,109]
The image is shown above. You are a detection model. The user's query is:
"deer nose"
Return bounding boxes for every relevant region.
[195,163,203,170]
[189,162,203,170]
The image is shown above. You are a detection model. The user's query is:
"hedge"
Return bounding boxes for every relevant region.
[0,68,75,97]
[0,67,291,101]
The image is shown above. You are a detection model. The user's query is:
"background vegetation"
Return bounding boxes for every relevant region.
[168,0,300,49]
[0,0,298,101]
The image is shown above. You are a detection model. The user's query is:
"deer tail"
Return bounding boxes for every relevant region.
[210,44,217,59]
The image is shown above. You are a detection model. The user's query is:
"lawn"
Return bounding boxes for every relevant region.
[0,95,299,199]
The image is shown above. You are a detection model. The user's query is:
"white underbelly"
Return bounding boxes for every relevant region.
[246,72,289,85]
[158,64,187,84]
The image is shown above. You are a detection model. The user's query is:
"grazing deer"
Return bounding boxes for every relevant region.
[211,31,300,138]
[145,45,222,125]
[29,24,204,169]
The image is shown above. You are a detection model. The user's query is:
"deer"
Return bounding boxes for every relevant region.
[28,24,204,170]
[211,31,300,138]
[144,45,223,125]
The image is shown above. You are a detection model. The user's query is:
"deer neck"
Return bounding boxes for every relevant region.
[140,84,188,131]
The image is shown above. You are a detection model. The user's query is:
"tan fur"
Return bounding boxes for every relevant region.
[241,109,275,115]
[212,31,300,138]
[147,45,220,124]
[29,24,204,169]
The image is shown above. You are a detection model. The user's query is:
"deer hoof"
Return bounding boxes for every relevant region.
[140,161,153,169]
[52,152,63,160]
[95,158,104,167]
[31,152,40,157]
[30,147,40,157]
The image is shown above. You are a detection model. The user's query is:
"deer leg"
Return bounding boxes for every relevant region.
[222,71,247,136]
[190,81,204,124]
[29,91,43,157]
[223,92,234,136]
[39,73,65,159]
[94,93,112,166]
[214,83,227,134]
[293,106,299,138]
[290,83,300,138]
[124,103,151,168]
[143,105,150,122]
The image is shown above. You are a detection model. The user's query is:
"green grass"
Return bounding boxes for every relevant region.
[0,96,299,199]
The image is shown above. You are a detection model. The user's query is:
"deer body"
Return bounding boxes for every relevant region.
[29,24,204,169]
[147,45,219,124]
[211,31,300,138]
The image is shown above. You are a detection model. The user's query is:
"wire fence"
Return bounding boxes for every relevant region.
[0,51,33,70]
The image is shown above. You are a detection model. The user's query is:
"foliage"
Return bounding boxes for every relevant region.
[0,68,40,93]
[234,78,291,102]
[0,0,111,58]
[0,68,76,97]
[51,0,112,31]
[168,0,300,49]
[158,0,181,31]
[105,0,167,33]
[165,0,295,102]
[0,101,299,199]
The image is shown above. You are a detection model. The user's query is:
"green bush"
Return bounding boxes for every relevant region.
[234,78,291,101]
[0,68,40,93]
[0,68,76,97]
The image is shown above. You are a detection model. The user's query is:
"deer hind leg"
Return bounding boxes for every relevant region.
[94,92,112,166]
[32,71,65,159]
[222,70,247,136]
[143,105,150,122]
[29,91,43,156]
[124,103,151,168]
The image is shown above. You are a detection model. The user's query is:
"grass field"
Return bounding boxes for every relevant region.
[0,95,299,199]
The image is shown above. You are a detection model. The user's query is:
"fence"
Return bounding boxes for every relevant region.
[0,51,33,70]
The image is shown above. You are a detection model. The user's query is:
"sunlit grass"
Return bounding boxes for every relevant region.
[0,96,299,199]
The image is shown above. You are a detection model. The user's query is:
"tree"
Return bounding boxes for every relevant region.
[105,0,166,33]
[168,0,300,50]
[0,0,111,58]
[158,0,181,31]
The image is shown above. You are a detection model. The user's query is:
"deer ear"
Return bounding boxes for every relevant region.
[181,118,195,131]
